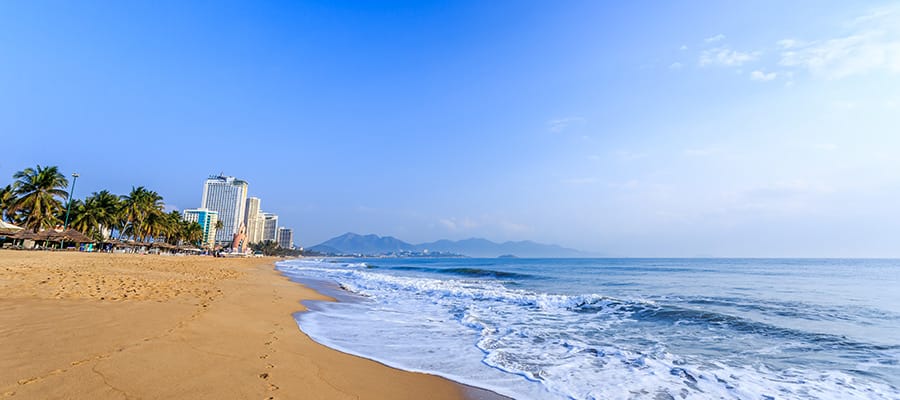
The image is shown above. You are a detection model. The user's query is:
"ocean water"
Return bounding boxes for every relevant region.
[276,258,900,400]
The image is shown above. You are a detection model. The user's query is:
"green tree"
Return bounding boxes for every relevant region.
[180,220,204,247]
[0,184,16,223]
[68,199,97,236]
[251,240,279,256]
[119,186,164,242]
[9,165,69,232]
[90,190,122,240]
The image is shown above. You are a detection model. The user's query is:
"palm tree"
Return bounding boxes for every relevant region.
[181,221,203,246]
[119,186,164,242]
[251,240,279,256]
[68,199,95,234]
[0,184,16,222]
[90,190,121,240]
[9,165,69,232]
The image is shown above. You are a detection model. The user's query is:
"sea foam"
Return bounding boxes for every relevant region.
[278,259,900,400]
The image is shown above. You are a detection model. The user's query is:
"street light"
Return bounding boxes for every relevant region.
[63,172,79,230]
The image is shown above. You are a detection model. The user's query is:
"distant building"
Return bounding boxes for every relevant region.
[277,227,293,249]
[262,213,278,242]
[201,175,249,244]
[182,208,219,248]
[244,197,265,244]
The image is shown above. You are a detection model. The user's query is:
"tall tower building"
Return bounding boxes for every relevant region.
[277,227,294,249]
[182,208,219,249]
[262,213,278,242]
[244,197,265,244]
[201,175,249,244]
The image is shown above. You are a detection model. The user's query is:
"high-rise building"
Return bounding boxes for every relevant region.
[262,213,278,242]
[182,208,219,249]
[244,197,265,244]
[277,227,293,249]
[201,175,249,244]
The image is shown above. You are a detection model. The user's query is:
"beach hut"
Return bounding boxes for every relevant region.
[149,241,178,255]
[99,239,124,253]
[8,229,40,249]
[36,229,96,250]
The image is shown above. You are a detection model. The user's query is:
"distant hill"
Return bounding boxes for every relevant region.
[308,233,415,255]
[308,233,588,258]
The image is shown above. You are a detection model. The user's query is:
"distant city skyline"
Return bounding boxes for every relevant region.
[2,1,899,256]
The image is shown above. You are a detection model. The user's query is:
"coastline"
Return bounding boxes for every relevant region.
[0,251,485,399]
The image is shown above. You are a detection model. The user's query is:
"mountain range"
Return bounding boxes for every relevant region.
[307,232,588,258]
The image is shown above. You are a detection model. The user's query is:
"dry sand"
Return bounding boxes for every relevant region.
[0,250,476,399]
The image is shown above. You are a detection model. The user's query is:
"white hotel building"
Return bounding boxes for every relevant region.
[244,197,265,244]
[201,175,249,244]
[263,213,278,242]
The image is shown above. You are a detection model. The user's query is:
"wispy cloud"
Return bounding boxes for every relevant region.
[750,70,777,81]
[700,48,759,67]
[705,34,726,43]
[438,216,531,235]
[547,117,585,133]
[778,6,900,79]
[439,217,479,231]
[814,143,839,151]
[669,62,684,69]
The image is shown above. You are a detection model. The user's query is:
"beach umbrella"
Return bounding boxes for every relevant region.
[9,229,39,240]
[0,220,23,235]
[41,229,95,244]
[56,229,96,243]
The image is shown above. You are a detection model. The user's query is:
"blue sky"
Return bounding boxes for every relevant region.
[2,1,899,256]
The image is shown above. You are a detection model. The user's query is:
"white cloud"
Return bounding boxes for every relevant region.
[669,62,683,69]
[778,6,900,79]
[705,34,726,43]
[438,216,530,235]
[547,117,585,133]
[439,217,479,231]
[700,48,759,67]
[777,39,800,49]
[680,45,688,50]
[750,70,777,81]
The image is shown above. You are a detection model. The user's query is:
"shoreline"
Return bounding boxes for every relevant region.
[272,263,513,400]
[0,251,488,399]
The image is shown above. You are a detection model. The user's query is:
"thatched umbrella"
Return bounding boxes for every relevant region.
[38,229,96,244]
[8,229,39,248]
[9,229,39,240]
[56,229,96,243]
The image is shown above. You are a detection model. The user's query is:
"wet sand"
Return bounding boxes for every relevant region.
[0,251,473,399]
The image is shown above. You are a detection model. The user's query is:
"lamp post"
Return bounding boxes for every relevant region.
[63,172,79,230]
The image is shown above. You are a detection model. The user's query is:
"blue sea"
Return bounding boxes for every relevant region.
[276,258,900,399]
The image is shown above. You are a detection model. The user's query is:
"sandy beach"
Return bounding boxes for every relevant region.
[0,251,472,399]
